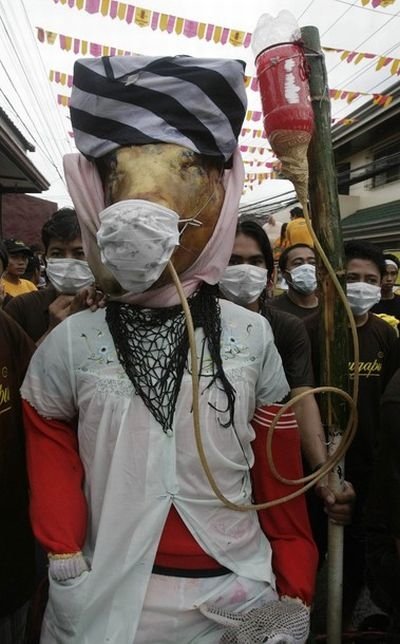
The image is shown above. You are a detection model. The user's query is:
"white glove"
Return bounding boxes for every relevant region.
[200,596,310,644]
[48,551,90,582]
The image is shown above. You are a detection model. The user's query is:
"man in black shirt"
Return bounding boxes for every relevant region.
[306,240,400,626]
[220,221,354,523]
[366,367,400,636]
[371,253,400,325]
[0,247,36,644]
[5,209,94,343]
[269,244,319,319]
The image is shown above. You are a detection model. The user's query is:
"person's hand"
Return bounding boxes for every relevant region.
[81,285,107,312]
[48,294,75,330]
[315,479,355,525]
[48,552,89,582]
[49,288,107,331]
[67,285,107,314]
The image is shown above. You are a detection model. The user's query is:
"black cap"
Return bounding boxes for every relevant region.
[4,239,33,256]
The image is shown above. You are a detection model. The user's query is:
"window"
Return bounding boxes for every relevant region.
[337,161,351,195]
[371,140,400,189]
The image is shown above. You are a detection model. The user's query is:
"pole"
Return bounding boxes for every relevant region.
[301,26,350,644]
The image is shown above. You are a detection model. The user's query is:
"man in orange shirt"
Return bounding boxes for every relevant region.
[286,207,313,247]
[1,240,37,298]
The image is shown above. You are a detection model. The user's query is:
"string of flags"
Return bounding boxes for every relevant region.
[243,159,280,169]
[245,172,278,183]
[52,0,399,55]
[51,0,400,76]
[360,0,396,6]
[41,2,395,190]
[240,144,272,154]
[52,0,253,47]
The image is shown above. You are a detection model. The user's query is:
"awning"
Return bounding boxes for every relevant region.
[0,107,49,194]
[341,199,400,249]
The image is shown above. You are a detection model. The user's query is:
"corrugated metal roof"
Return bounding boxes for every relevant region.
[0,106,34,152]
[342,199,400,227]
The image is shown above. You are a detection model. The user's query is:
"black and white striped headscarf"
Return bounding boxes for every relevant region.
[70,55,247,162]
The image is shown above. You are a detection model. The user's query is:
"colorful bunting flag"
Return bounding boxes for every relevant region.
[52,0,253,48]
[359,0,396,7]
[51,0,400,79]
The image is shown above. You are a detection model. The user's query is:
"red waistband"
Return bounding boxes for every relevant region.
[155,506,222,571]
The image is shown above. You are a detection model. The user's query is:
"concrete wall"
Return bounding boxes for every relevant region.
[338,194,360,219]
[1,193,57,246]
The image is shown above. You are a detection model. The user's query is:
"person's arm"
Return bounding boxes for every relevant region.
[4,292,28,329]
[251,404,318,605]
[23,401,87,555]
[37,287,106,346]
[276,314,355,524]
[291,387,327,469]
[21,320,88,579]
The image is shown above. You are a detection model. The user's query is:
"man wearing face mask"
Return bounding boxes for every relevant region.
[306,240,400,628]
[269,244,319,319]
[219,221,354,522]
[5,208,95,343]
[371,254,400,326]
[20,55,317,644]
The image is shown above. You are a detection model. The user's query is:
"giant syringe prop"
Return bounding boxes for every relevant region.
[253,12,359,643]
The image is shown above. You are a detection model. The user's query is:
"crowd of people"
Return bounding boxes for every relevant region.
[1,205,400,642]
[1,52,400,644]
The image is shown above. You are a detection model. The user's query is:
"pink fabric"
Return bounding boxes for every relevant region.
[63,148,244,307]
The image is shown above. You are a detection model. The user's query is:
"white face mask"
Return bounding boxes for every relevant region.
[46,258,95,294]
[96,199,180,294]
[346,281,381,316]
[289,263,317,294]
[219,264,268,305]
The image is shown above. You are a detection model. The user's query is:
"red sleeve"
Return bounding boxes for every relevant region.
[251,404,318,605]
[23,400,87,554]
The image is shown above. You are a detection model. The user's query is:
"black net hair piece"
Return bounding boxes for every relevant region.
[105,283,236,434]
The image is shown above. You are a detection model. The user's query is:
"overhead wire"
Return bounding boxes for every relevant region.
[326,38,400,121]
[325,6,400,76]
[19,0,74,156]
[306,0,400,122]
[334,0,399,17]
[296,0,316,22]
[0,14,67,166]
[0,59,61,172]
[320,0,358,37]
[244,4,400,157]
[0,2,69,184]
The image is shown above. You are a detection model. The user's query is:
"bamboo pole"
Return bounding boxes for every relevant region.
[301,26,350,644]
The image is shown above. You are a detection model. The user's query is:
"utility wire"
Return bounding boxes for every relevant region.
[296,0,316,21]
[320,0,358,37]
[0,58,61,172]
[0,3,69,183]
[0,14,67,164]
[19,0,74,156]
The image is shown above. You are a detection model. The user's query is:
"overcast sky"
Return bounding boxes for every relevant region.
[1,0,399,206]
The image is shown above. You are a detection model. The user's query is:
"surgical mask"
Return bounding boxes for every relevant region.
[346,281,381,316]
[46,258,95,294]
[96,199,180,293]
[219,264,268,305]
[289,263,317,294]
